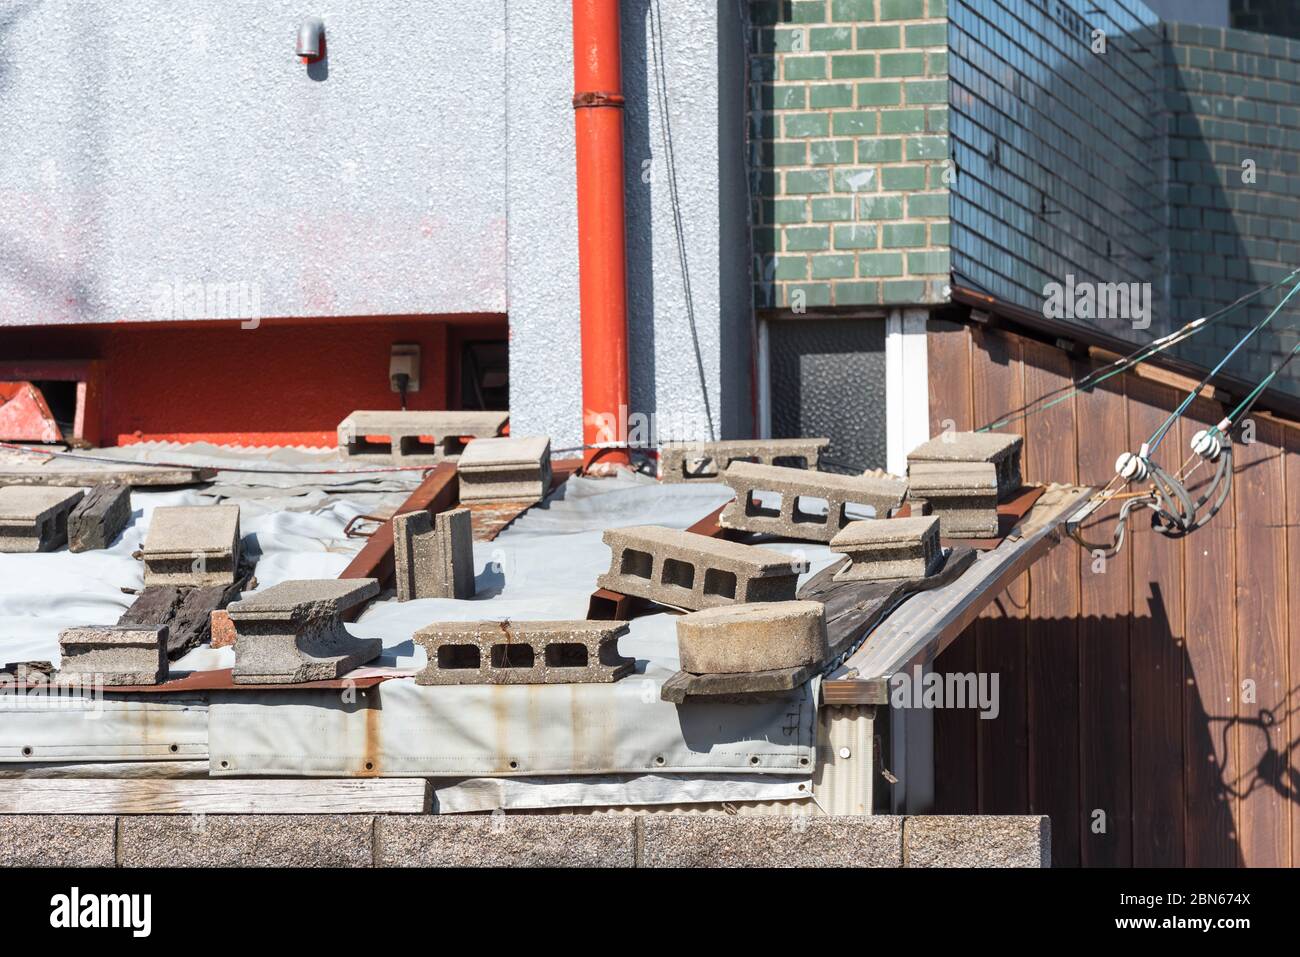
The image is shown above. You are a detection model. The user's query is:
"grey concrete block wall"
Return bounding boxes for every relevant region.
[0,813,1050,867]
[904,815,1051,868]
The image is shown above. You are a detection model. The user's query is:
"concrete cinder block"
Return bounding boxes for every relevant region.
[904,815,1051,868]
[0,486,84,552]
[830,515,941,581]
[907,431,1023,499]
[0,815,117,867]
[142,504,241,586]
[676,601,828,674]
[906,461,999,538]
[378,814,637,867]
[118,815,374,867]
[641,815,904,868]
[597,525,800,610]
[58,625,168,686]
[394,507,475,601]
[412,620,633,685]
[660,437,829,482]
[719,461,907,542]
[337,410,508,464]
[456,435,552,503]
[228,579,381,684]
[67,483,132,552]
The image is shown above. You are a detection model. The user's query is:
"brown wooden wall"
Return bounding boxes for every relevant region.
[928,320,1300,867]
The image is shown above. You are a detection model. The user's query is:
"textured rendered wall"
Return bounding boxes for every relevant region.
[749,0,951,312]
[0,1,508,326]
[947,0,1164,338]
[508,2,753,450]
[1164,22,1300,394]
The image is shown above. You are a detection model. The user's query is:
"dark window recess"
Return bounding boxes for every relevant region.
[29,380,77,439]
[460,340,509,411]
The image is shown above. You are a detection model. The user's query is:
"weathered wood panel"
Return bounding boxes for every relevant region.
[1021,340,1081,867]
[928,321,1296,867]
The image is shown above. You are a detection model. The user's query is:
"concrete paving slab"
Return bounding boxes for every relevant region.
[142,504,241,586]
[58,624,168,685]
[0,486,84,552]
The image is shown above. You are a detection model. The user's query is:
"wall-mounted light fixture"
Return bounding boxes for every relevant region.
[296,17,325,63]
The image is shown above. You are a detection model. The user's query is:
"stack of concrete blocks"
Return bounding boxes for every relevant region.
[412,620,634,685]
[906,462,999,538]
[675,601,829,676]
[456,436,552,504]
[227,579,381,684]
[393,507,475,601]
[829,516,942,582]
[660,437,829,483]
[57,625,168,686]
[67,483,133,552]
[906,432,1024,500]
[336,410,508,465]
[718,462,907,542]
[141,505,241,586]
[597,526,799,610]
[0,486,84,552]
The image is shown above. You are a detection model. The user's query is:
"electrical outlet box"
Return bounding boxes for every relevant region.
[390,344,421,393]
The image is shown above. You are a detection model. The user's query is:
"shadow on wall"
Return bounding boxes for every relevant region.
[929,581,1300,868]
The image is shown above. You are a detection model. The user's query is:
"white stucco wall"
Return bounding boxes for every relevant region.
[0,0,751,448]
[507,1,753,449]
[0,0,508,325]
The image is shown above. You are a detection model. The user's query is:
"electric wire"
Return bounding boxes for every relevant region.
[976,267,1300,432]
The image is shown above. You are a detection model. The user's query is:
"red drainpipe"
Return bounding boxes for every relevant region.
[572,0,631,472]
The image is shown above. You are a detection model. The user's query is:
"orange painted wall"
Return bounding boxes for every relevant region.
[0,315,506,447]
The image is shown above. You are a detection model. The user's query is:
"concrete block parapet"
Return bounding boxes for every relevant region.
[640,816,904,868]
[457,435,552,504]
[718,461,907,542]
[904,815,1051,868]
[141,504,241,587]
[597,525,800,610]
[906,431,1023,500]
[0,815,1051,868]
[67,483,132,552]
[675,600,828,675]
[660,437,829,483]
[337,410,508,464]
[412,620,633,685]
[57,624,168,686]
[906,461,999,538]
[228,578,381,684]
[0,486,84,552]
[830,515,941,582]
[394,507,475,601]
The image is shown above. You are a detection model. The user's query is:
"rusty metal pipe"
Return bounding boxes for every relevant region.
[572,0,631,472]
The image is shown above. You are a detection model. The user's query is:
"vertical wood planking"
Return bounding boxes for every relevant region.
[970,328,1030,813]
[1124,376,1186,866]
[1021,339,1082,866]
[1074,356,1134,866]
[1178,397,1242,866]
[1232,415,1290,866]
[1283,422,1300,870]
[927,321,979,812]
